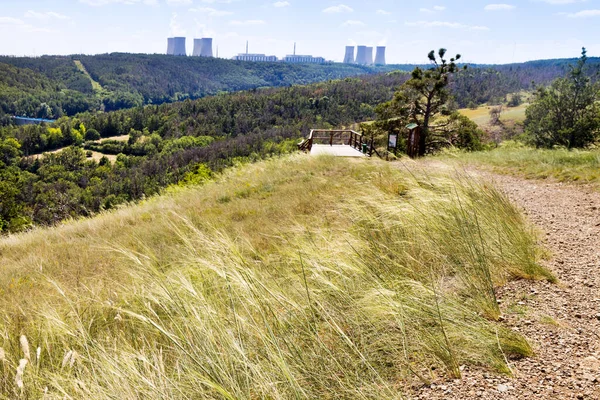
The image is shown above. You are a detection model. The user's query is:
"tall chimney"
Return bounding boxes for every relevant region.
[343,46,355,64]
[356,45,367,65]
[246,40,249,54]
[173,37,186,56]
[375,46,386,65]
[366,46,374,66]
[167,38,175,55]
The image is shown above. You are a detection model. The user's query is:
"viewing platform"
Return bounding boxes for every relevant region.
[298,129,376,157]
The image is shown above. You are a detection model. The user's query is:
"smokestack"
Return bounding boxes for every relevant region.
[173,37,186,56]
[375,46,386,65]
[246,40,249,54]
[167,38,175,55]
[294,42,296,56]
[343,46,355,64]
[356,45,367,65]
[366,46,374,66]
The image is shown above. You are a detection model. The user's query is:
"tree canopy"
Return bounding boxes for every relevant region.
[375,49,483,156]
[525,48,600,148]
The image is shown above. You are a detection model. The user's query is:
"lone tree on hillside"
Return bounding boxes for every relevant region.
[376,48,482,156]
[525,48,600,148]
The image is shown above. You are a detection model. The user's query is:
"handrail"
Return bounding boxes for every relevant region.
[298,129,376,157]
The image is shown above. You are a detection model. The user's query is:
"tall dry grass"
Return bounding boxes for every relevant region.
[0,154,552,398]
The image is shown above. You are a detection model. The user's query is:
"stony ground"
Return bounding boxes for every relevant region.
[414,171,600,399]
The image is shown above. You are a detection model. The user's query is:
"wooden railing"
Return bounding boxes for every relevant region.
[298,129,376,156]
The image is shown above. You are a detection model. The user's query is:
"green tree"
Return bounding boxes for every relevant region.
[376,48,472,156]
[85,128,101,141]
[525,48,600,148]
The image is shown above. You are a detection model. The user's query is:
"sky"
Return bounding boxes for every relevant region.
[1,0,600,64]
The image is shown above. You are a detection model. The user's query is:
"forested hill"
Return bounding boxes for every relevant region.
[0,72,408,233]
[2,52,599,122]
[0,54,387,121]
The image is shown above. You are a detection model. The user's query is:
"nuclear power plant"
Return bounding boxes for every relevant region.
[164,36,385,65]
[375,47,386,65]
[166,37,187,56]
[355,46,367,65]
[344,45,386,66]
[366,47,374,66]
[343,46,355,64]
[193,38,213,57]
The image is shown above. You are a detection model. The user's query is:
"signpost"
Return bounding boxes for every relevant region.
[387,132,398,155]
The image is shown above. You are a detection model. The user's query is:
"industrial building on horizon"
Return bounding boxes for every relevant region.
[166,37,378,65]
[193,38,213,57]
[166,37,187,56]
[345,45,386,66]
[167,37,213,56]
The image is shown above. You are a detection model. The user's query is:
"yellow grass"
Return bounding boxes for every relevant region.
[0,154,552,398]
[459,103,528,128]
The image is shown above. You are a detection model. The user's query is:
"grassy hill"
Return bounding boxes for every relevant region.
[0,154,553,398]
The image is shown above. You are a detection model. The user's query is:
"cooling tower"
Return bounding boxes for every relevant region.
[343,46,355,64]
[200,38,213,57]
[375,46,386,65]
[167,38,175,55]
[173,37,186,56]
[192,39,202,56]
[356,46,367,65]
[366,47,374,66]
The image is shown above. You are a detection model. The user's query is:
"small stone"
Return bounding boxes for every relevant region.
[497,384,509,393]
[596,314,600,321]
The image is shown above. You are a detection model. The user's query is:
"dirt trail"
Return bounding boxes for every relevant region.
[416,171,600,399]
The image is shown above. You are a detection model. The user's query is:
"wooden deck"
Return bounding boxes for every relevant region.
[299,129,376,157]
[310,144,367,157]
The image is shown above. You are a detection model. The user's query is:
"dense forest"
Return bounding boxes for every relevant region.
[0,54,393,121]
[0,72,408,233]
[2,53,600,122]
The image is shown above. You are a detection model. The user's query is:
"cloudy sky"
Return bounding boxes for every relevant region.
[0,0,599,64]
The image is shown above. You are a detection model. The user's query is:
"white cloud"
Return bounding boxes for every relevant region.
[24,11,70,20]
[567,9,600,17]
[322,4,353,13]
[406,20,490,30]
[169,12,186,36]
[79,0,157,6]
[189,7,233,16]
[420,5,446,13]
[537,0,586,4]
[376,9,391,15]
[0,16,55,33]
[484,4,516,11]
[273,1,290,7]
[342,20,365,26]
[167,0,192,5]
[229,19,265,25]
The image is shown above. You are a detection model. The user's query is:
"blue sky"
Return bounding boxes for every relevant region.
[0,0,599,64]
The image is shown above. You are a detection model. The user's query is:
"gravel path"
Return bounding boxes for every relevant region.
[414,172,600,399]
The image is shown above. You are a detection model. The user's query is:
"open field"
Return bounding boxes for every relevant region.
[458,103,529,128]
[73,59,104,93]
[0,154,551,398]
[443,145,600,186]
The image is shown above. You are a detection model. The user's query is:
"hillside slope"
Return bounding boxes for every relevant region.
[0,155,552,398]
